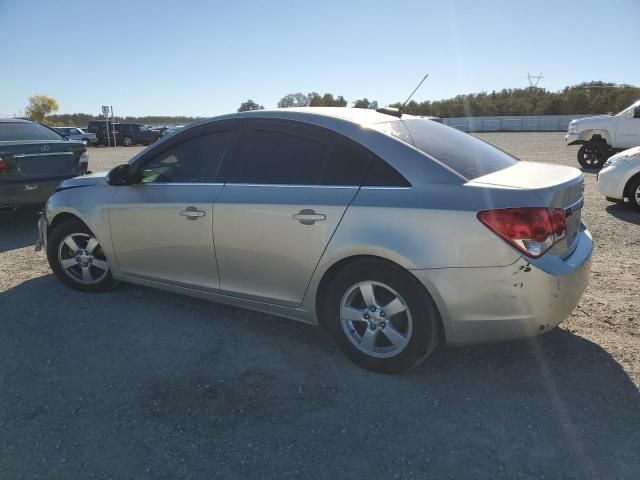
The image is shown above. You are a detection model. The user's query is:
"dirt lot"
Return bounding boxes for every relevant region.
[1,134,639,479]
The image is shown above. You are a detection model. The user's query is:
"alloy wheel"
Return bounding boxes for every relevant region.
[340,281,413,358]
[57,233,109,284]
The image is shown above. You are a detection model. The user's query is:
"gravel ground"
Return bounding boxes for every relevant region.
[1,134,639,479]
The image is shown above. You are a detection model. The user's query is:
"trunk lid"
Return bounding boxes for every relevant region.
[469,161,584,257]
[0,140,84,180]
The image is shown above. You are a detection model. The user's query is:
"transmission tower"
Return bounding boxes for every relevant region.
[527,73,544,87]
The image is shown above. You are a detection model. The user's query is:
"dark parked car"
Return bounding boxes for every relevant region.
[115,123,161,146]
[86,122,161,146]
[86,120,117,145]
[0,119,88,212]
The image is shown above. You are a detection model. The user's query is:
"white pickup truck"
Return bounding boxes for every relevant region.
[565,100,640,168]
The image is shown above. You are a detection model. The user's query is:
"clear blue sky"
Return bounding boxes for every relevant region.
[1,0,639,117]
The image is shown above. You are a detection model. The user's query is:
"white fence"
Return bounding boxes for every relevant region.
[442,115,587,132]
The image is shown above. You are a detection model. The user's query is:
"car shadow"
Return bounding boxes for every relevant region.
[606,203,640,225]
[0,209,40,253]
[578,166,600,175]
[1,275,639,479]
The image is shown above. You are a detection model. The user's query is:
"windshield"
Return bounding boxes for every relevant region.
[616,101,640,116]
[0,122,64,141]
[380,118,518,180]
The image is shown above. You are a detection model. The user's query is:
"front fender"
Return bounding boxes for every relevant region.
[576,129,612,145]
[45,185,118,273]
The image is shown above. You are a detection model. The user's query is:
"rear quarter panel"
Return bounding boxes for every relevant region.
[301,182,543,319]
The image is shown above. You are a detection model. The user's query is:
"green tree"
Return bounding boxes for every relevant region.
[25,95,59,124]
[277,92,311,108]
[237,99,265,112]
[278,92,348,108]
[352,98,378,109]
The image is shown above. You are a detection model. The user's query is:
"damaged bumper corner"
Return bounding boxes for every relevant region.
[411,229,592,345]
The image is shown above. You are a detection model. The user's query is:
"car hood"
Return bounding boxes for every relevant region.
[58,170,108,189]
[608,146,640,163]
[570,115,614,129]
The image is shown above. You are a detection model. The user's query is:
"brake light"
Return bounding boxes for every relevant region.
[478,207,566,258]
[0,157,8,174]
[78,147,89,173]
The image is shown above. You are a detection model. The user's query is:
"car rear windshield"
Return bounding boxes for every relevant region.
[397,118,518,180]
[0,122,64,141]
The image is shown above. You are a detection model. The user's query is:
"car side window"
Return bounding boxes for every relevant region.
[228,126,327,185]
[321,141,373,186]
[140,131,234,184]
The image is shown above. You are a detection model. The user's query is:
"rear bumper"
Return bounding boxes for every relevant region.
[412,228,592,345]
[0,180,61,208]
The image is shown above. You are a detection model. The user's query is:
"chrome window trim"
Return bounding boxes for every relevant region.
[223,183,358,189]
[360,186,412,190]
[134,182,226,186]
[133,182,411,189]
[15,152,75,158]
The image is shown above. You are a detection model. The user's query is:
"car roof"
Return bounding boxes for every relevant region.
[0,118,33,123]
[232,107,399,127]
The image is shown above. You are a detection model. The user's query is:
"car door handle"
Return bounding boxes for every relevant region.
[180,206,206,220]
[292,209,326,225]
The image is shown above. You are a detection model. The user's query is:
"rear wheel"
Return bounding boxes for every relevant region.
[627,176,640,211]
[577,142,608,169]
[122,136,133,146]
[323,259,441,373]
[46,219,118,292]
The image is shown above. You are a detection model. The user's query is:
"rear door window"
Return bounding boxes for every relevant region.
[227,122,327,185]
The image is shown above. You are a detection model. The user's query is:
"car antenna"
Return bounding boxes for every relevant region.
[376,73,429,118]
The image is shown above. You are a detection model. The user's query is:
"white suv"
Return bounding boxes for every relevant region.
[566,100,640,168]
[597,146,640,210]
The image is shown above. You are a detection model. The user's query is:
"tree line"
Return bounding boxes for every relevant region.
[27,81,640,126]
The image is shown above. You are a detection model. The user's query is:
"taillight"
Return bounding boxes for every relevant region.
[78,147,89,173]
[478,207,566,258]
[0,157,8,174]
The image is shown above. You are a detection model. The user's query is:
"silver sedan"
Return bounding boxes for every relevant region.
[37,108,592,372]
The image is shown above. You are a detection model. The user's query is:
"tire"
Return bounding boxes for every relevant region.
[577,142,608,169]
[322,259,441,373]
[122,136,133,146]
[627,176,640,211]
[46,219,118,292]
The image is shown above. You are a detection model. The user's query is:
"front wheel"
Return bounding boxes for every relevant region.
[322,259,441,373]
[122,136,133,146]
[46,219,118,292]
[627,176,640,211]
[577,142,608,169]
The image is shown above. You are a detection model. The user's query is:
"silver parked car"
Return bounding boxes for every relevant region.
[53,127,98,146]
[36,108,592,372]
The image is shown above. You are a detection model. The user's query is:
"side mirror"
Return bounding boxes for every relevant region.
[107,163,132,186]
